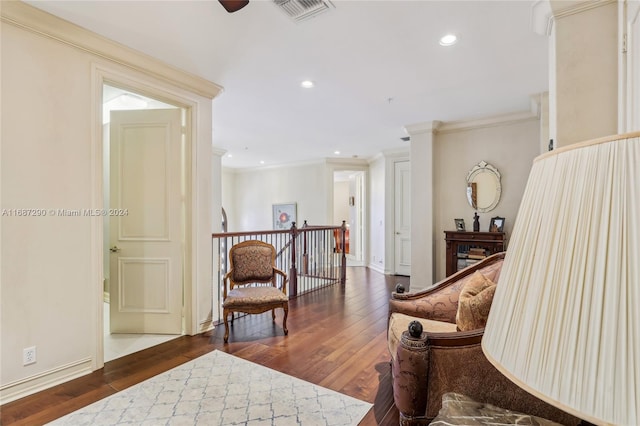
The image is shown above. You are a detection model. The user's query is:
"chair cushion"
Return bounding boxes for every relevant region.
[388,313,457,362]
[456,271,496,331]
[231,245,274,281]
[222,286,288,308]
[430,393,563,426]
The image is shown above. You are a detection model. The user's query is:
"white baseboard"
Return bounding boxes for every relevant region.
[198,318,215,334]
[0,357,92,405]
[368,263,385,274]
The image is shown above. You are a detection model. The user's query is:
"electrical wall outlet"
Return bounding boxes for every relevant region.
[23,346,36,366]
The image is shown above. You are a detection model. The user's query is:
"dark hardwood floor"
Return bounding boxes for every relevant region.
[1,267,410,425]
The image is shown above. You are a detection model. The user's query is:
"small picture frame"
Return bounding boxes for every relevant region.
[454,218,466,232]
[489,216,505,232]
[273,203,297,230]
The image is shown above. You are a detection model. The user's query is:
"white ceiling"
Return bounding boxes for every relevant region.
[26,0,549,169]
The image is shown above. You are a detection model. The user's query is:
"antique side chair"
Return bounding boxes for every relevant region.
[222,240,289,343]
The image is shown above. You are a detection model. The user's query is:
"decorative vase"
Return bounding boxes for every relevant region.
[473,212,480,232]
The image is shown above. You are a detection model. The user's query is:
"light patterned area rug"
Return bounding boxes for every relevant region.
[48,350,372,425]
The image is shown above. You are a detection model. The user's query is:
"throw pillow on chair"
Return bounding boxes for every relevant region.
[455,271,497,331]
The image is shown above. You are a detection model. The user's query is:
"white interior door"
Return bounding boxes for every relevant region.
[394,161,411,276]
[109,109,183,334]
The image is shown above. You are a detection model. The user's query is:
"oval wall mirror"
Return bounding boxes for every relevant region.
[466,161,501,213]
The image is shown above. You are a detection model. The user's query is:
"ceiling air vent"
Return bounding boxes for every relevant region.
[273,0,334,22]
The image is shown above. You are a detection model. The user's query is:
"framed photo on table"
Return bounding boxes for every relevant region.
[454,218,466,232]
[273,203,297,230]
[489,216,505,232]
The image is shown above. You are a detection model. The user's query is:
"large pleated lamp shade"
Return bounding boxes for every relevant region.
[482,132,640,425]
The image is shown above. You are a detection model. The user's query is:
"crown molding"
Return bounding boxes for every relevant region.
[325,157,370,167]
[531,1,554,36]
[531,1,616,36]
[381,147,410,158]
[212,147,227,158]
[551,0,616,20]
[223,155,372,173]
[1,1,222,99]
[404,121,442,136]
[436,109,539,135]
[223,157,327,174]
[368,152,385,164]
[403,101,540,137]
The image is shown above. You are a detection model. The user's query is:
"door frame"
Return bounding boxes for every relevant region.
[328,162,368,268]
[349,170,366,266]
[393,159,411,276]
[383,152,410,276]
[91,63,209,369]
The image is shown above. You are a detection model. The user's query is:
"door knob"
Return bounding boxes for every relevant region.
[110,246,121,253]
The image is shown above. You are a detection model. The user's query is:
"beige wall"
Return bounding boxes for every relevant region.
[222,162,329,232]
[552,1,619,145]
[1,3,219,403]
[433,118,540,280]
[1,21,96,391]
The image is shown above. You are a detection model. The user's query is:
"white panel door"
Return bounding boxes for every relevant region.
[394,161,411,276]
[109,109,183,334]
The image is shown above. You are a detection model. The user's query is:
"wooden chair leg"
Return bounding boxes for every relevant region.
[282,304,288,335]
[223,309,230,343]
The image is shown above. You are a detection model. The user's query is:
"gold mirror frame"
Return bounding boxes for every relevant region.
[466,161,501,213]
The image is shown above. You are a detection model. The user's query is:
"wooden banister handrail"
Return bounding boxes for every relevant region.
[212,225,341,239]
[212,229,289,238]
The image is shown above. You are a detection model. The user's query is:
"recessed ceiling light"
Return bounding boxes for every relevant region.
[260,160,265,165]
[301,80,315,88]
[334,150,340,155]
[439,34,457,46]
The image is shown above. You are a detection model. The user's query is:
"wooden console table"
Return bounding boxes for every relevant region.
[444,230,506,276]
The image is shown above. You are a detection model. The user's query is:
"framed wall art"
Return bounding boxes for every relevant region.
[273,203,297,230]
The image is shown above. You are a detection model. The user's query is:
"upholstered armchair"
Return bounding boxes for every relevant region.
[222,240,289,343]
[387,253,580,426]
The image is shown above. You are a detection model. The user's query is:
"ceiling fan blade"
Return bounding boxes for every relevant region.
[219,0,249,13]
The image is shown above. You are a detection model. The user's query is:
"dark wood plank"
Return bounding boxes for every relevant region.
[0,267,409,425]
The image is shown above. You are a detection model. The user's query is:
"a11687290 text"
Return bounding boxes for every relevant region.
[2,208,129,217]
